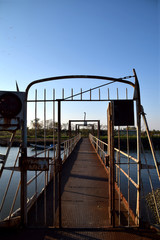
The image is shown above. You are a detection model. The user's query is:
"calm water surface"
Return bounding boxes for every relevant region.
[0,146,160,221]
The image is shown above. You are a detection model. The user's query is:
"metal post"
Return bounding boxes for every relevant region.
[53,89,56,226]
[21,94,27,226]
[92,125,94,135]
[44,89,47,226]
[69,121,71,139]
[35,89,38,224]
[98,120,100,139]
[107,102,115,227]
[133,69,141,226]
[57,100,62,228]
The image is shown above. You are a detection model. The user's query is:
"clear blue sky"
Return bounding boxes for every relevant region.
[0,0,159,130]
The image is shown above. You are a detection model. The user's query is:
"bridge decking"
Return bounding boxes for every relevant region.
[2,138,160,240]
[57,137,109,228]
[27,138,133,227]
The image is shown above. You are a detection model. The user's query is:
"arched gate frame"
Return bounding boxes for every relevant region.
[20,69,141,227]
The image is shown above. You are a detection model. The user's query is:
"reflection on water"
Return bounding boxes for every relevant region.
[0,146,160,222]
[0,146,54,220]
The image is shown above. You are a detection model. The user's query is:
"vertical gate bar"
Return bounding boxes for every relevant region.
[107,104,111,225]
[99,88,101,100]
[62,88,64,99]
[69,121,71,139]
[133,69,141,226]
[53,88,56,226]
[58,100,62,228]
[118,126,121,226]
[141,110,160,180]
[44,89,47,225]
[107,102,115,227]
[127,126,130,226]
[35,89,38,223]
[117,87,121,226]
[71,88,73,100]
[9,179,21,219]
[116,152,118,183]
[126,88,128,99]
[53,89,56,162]
[108,88,110,100]
[21,93,27,226]
[116,89,118,183]
[98,120,100,139]
[112,102,115,227]
[90,88,91,100]
[126,88,130,226]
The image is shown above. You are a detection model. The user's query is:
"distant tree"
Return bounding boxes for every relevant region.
[30,118,43,129]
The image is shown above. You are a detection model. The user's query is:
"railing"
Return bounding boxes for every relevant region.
[89,133,160,226]
[0,134,81,225]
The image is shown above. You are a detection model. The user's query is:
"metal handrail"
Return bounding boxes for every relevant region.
[0,134,81,222]
[89,133,160,225]
[89,134,139,188]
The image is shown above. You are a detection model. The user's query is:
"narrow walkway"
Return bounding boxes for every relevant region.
[27,137,133,227]
[58,138,109,228]
[2,138,159,239]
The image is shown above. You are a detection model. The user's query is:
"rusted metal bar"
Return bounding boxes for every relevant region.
[9,180,21,219]
[71,88,73,100]
[114,148,138,163]
[98,120,100,139]
[126,89,130,226]
[21,94,28,226]
[27,171,42,185]
[118,126,121,226]
[141,108,160,181]
[107,102,115,227]
[44,89,47,226]
[0,148,20,212]
[57,100,62,228]
[62,88,64,99]
[141,143,160,223]
[127,126,130,226]
[26,75,135,98]
[0,131,16,177]
[133,69,141,226]
[35,89,38,223]
[53,88,56,226]
[115,165,138,189]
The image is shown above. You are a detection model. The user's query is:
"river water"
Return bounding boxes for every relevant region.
[0,146,160,223]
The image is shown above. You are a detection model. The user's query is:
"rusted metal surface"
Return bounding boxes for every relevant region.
[19,157,50,171]
[57,138,109,228]
[1,227,160,240]
[0,91,25,131]
[27,138,135,228]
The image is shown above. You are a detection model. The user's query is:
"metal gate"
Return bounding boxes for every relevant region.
[1,69,159,228]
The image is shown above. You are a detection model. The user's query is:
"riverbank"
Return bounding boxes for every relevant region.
[100,136,160,150]
[0,135,160,150]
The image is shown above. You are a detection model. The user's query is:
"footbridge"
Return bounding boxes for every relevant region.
[0,70,160,239]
